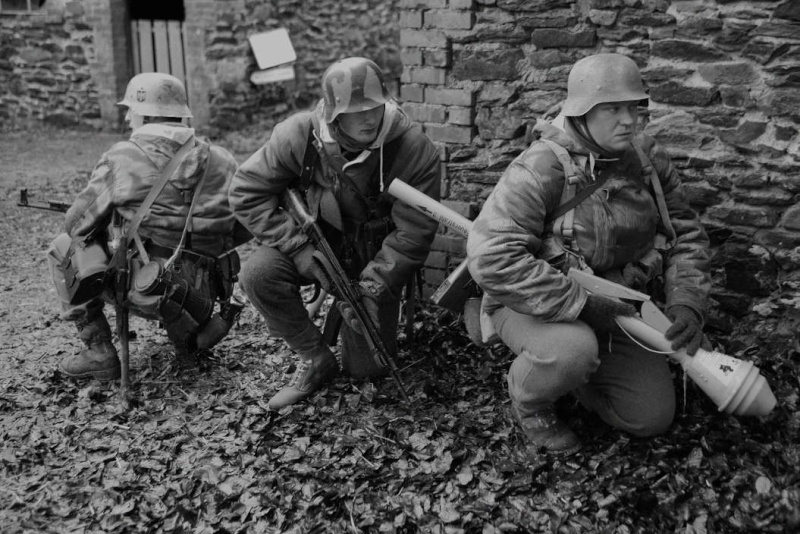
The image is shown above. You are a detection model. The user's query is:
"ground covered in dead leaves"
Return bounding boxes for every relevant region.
[1,128,799,533]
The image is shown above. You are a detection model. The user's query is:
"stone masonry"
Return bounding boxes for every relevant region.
[399,0,800,349]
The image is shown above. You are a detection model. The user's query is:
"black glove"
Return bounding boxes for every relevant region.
[664,305,704,356]
[604,263,649,292]
[290,244,331,291]
[337,282,380,335]
[578,294,637,333]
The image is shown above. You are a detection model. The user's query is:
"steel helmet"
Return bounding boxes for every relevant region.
[561,53,649,117]
[322,57,391,123]
[117,72,193,118]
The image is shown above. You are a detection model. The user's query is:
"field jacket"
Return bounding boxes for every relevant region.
[467,117,711,323]
[230,100,440,300]
[65,123,250,257]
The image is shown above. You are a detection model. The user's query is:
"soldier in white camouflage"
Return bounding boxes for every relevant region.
[48,72,251,380]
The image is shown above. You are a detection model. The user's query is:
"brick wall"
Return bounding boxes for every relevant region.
[400,0,800,351]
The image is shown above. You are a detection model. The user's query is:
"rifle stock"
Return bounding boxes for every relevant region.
[283,188,411,404]
[17,188,71,212]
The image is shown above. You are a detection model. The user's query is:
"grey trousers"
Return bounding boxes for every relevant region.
[492,306,676,437]
[239,245,399,377]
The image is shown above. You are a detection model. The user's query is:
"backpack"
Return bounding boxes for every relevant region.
[539,138,677,273]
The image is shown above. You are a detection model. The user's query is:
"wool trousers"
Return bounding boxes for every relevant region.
[492,306,676,437]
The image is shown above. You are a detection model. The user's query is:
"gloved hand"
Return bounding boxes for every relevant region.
[291,244,331,291]
[338,282,380,335]
[578,294,637,333]
[664,305,704,356]
[604,263,649,291]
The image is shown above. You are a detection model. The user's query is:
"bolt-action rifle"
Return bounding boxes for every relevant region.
[16,188,132,401]
[283,188,411,404]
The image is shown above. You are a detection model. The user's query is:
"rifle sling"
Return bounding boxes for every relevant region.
[110,138,195,283]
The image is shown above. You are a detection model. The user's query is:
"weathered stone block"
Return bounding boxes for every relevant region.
[425,10,474,30]
[405,102,447,123]
[451,48,523,81]
[425,87,474,106]
[400,84,424,103]
[423,48,451,67]
[530,28,596,48]
[400,29,448,48]
[649,81,718,107]
[652,39,730,62]
[425,124,474,144]
[448,106,474,126]
[708,203,779,228]
[698,62,758,86]
[405,66,447,85]
[401,48,423,66]
[399,11,423,29]
[720,121,767,146]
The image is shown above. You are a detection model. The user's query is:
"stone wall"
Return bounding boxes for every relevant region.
[199,0,403,133]
[0,0,401,132]
[0,0,103,130]
[399,0,800,350]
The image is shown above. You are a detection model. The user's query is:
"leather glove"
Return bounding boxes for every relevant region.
[578,294,637,333]
[664,305,704,356]
[338,282,380,335]
[290,244,331,291]
[604,263,649,292]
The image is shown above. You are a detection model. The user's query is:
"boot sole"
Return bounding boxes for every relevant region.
[59,365,121,381]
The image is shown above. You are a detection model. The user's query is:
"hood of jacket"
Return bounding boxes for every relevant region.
[129,123,211,189]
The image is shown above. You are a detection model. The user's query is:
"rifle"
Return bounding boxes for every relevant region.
[17,188,71,212]
[283,188,411,404]
[17,188,132,401]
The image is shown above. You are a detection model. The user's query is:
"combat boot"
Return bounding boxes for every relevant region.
[60,312,120,381]
[268,346,339,410]
[511,403,581,456]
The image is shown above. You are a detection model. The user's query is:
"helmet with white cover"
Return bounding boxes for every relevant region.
[117,72,193,118]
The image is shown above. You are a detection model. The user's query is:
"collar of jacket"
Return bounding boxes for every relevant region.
[132,123,195,144]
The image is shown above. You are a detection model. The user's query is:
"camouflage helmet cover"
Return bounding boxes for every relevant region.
[117,72,193,118]
[322,57,391,123]
[561,53,649,117]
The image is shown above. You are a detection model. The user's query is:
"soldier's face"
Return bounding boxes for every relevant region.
[125,109,145,130]
[585,100,639,153]
[337,105,385,145]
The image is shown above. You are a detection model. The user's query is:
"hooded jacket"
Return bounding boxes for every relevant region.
[467,116,711,323]
[229,100,440,300]
[65,123,249,257]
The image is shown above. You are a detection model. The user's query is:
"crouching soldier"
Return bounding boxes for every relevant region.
[230,57,440,409]
[49,72,251,380]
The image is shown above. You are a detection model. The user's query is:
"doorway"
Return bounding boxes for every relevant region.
[128,0,187,100]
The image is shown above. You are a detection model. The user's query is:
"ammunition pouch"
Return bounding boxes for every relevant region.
[61,236,111,305]
[539,235,588,274]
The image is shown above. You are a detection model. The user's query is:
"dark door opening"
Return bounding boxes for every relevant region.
[128,0,187,99]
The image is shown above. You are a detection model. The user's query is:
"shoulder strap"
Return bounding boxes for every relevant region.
[298,125,319,192]
[632,143,677,246]
[113,138,194,261]
[542,139,610,253]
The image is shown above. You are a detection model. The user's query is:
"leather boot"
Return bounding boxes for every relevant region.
[60,310,120,381]
[511,403,581,456]
[268,346,339,410]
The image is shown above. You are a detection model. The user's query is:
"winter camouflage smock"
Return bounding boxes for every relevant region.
[230,101,440,300]
[467,117,711,323]
[65,123,248,257]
